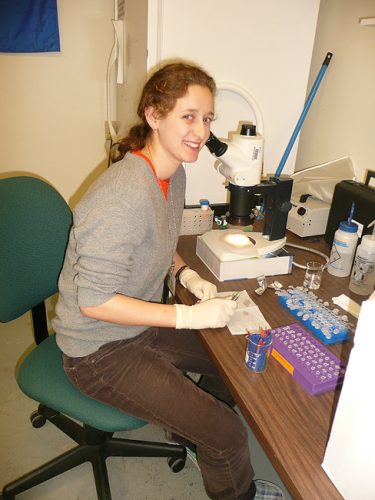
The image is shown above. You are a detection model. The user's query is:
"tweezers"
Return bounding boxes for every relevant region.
[230,291,241,301]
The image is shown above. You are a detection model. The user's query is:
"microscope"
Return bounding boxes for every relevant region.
[194,123,294,281]
[205,123,293,241]
[197,54,331,280]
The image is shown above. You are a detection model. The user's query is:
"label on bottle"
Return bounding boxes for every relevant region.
[333,239,349,248]
[328,232,357,277]
[351,256,375,285]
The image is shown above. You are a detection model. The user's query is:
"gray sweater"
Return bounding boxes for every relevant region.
[53,153,186,357]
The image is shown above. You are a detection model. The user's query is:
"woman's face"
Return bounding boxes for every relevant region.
[151,84,215,167]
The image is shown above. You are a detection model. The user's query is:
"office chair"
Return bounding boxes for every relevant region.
[0,176,186,500]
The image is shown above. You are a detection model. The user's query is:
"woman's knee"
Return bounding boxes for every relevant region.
[207,407,248,454]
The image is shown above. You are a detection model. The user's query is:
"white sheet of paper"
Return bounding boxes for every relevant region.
[216,291,271,335]
[322,293,375,499]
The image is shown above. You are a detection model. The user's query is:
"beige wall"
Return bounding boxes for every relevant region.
[2,0,374,207]
[0,0,113,206]
[296,0,375,182]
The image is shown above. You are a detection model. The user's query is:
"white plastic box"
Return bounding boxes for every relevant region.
[180,208,214,236]
[196,231,293,282]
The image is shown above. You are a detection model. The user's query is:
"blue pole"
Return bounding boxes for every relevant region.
[274,52,333,178]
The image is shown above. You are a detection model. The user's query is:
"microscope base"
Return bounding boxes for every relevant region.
[196,229,292,282]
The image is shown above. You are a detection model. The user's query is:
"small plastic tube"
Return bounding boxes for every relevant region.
[199,198,210,211]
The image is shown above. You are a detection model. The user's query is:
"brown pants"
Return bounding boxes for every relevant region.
[63,327,254,499]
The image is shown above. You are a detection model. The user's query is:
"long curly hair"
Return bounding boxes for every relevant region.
[111,62,216,163]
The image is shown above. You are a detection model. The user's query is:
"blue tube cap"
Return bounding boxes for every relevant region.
[339,221,358,233]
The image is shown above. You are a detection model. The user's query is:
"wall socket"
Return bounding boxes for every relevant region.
[104,120,118,141]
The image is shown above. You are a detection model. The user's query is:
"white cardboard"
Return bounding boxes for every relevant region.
[322,293,375,499]
[196,233,292,282]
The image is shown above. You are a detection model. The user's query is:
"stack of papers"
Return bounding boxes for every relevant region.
[216,290,270,335]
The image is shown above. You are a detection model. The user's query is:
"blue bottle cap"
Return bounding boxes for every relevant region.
[339,221,358,233]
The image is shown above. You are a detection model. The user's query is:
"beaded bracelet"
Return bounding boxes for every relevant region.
[175,265,190,284]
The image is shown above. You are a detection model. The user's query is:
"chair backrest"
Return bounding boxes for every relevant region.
[0,176,72,322]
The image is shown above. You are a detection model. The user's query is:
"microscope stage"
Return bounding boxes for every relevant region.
[196,229,292,281]
[198,229,286,261]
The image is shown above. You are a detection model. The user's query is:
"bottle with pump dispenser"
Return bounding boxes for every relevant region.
[349,221,375,296]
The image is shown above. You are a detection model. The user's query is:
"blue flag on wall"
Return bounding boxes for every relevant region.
[0,0,60,53]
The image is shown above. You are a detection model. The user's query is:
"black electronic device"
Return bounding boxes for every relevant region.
[325,171,375,246]
[227,177,293,240]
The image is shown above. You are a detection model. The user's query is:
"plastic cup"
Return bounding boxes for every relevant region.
[303,261,324,290]
[245,332,273,373]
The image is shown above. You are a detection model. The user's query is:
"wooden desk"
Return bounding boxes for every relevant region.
[176,231,361,500]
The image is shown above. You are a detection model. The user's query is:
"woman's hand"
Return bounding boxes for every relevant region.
[178,268,217,301]
[175,299,237,330]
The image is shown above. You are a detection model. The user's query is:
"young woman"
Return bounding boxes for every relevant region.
[53,61,283,499]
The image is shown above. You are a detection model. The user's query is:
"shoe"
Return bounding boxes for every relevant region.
[165,430,200,470]
[185,446,199,470]
[253,479,284,499]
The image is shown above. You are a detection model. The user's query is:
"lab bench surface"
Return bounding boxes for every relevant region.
[176,231,362,500]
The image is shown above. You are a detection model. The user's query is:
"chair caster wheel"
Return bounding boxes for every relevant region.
[167,456,186,473]
[30,410,46,428]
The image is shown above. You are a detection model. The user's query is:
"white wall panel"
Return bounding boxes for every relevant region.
[147,0,320,204]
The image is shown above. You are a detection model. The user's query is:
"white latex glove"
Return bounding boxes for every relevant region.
[175,298,237,330]
[179,268,217,301]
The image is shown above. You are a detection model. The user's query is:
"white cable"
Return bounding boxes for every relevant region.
[216,82,264,135]
[285,242,330,270]
[106,24,119,144]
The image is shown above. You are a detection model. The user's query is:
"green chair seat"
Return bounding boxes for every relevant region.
[18,334,147,433]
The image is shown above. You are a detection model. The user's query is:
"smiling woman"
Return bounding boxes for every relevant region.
[113,62,216,171]
[143,84,215,177]
[52,61,283,500]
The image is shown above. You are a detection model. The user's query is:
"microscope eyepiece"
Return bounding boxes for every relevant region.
[240,123,256,136]
[205,132,228,157]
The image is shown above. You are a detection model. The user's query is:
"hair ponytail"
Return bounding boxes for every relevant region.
[111,122,150,163]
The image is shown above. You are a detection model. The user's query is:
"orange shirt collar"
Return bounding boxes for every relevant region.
[131,150,170,200]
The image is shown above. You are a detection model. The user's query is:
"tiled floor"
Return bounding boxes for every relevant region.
[0,310,291,499]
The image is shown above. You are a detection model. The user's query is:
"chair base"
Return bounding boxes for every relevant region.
[2,405,186,500]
